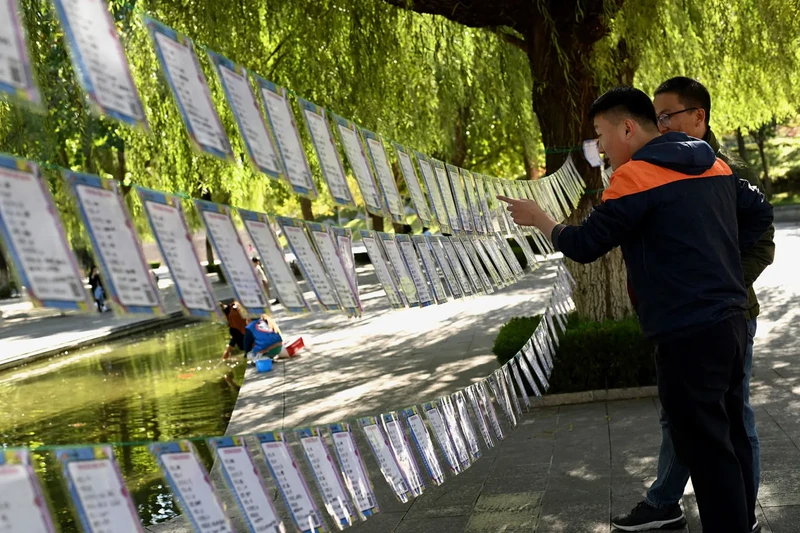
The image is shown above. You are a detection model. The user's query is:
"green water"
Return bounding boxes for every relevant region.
[0,322,245,531]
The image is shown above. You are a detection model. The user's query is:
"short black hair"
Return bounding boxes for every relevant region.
[251,256,260,264]
[654,77,711,126]
[588,86,658,128]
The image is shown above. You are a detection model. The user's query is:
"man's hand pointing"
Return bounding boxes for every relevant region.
[496,195,559,242]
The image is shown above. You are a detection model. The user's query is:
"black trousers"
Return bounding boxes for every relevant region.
[656,313,755,533]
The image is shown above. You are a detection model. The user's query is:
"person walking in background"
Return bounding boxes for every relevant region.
[252,257,277,305]
[612,77,775,533]
[88,266,106,313]
[498,86,773,532]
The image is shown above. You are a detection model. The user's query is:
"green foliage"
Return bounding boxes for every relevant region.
[596,0,800,133]
[493,314,656,394]
[0,0,540,257]
[507,241,528,270]
[492,315,540,363]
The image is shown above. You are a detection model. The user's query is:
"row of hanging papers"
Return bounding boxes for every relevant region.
[0,260,576,533]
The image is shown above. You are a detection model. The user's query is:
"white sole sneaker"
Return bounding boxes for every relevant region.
[613,514,687,532]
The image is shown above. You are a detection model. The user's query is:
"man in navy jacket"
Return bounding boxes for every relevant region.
[498,86,773,533]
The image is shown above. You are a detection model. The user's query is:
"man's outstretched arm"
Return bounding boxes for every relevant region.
[497,193,646,264]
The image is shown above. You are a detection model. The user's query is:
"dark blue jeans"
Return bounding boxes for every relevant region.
[646,317,760,508]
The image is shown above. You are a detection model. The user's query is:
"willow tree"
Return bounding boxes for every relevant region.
[382,0,800,321]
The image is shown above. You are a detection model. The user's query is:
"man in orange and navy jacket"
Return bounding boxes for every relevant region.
[498,86,773,533]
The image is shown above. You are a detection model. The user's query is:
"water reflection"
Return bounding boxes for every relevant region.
[0,322,244,531]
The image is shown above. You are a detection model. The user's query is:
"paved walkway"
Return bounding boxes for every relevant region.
[211,224,799,532]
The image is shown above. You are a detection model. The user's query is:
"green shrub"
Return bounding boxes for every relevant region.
[0,284,14,299]
[493,313,656,394]
[148,261,161,270]
[507,242,528,270]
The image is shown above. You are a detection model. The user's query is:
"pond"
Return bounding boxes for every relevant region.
[0,322,244,531]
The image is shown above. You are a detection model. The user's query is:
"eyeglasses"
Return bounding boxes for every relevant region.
[657,107,700,129]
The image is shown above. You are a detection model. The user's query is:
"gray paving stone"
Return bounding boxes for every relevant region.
[349,511,405,532]
[395,515,471,533]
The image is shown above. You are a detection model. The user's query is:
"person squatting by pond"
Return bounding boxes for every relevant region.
[221,301,289,362]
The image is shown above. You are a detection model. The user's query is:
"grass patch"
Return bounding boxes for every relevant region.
[771,192,800,206]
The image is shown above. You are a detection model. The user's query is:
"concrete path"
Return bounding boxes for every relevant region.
[213,223,799,532]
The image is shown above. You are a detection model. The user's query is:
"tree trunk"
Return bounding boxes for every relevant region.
[523,150,540,179]
[300,197,314,221]
[525,22,632,322]
[756,139,772,199]
[736,128,749,164]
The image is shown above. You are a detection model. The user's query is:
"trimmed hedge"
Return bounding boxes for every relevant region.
[507,243,528,270]
[492,313,656,394]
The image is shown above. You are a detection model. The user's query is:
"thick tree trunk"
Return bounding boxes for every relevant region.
[300,197,314,221]
[736,128,749,164]
[523,150,540,179]
[525,20,632,322]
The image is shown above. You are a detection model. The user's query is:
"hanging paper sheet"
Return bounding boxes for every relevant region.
[424,235,462,299]
[0,0,40,105]
[56,445,144,533]
[380,412,425,497]
[207,51,284,180]
[332,227,360,308]
[431,159,461,232]
[413,152,449,233]
[400,406,445,486]
[0,448,56,533]
[377,232,419,307]
[464,385,494,449]
[238,209,310,314]
[460,170,485,234]
[445,165,473,233]
[0,156,90,311]
[53,0,146,127]
[436,396,472,471]
[509,358,533,409]
[255,433,328,533]
[500,364,524,416]
[476,381,505,441]
[150,441,233,533]
[331,115,384,217]
[411,235,448,304]
[435,236,473,297]
[420,401,461,475]
[452,391,482,460]
[144,17,231,160]
[357,417,412,503]
[275,217,341,312]
[394,234,433,307]
[459,237,494,294]
[296,428,356,529]
[478,237,513,285]
[206,437,287,533]
[328,423,379,519]
[470,236,504,288]
[298,100,354,206]
[253,76,317,197]
[138,188,221,320]
[451,237,486,294]
[306,222,361,317]
[358,230,404,309]
[361,129,405,224]
[64,171,163,315]
[194,200,269,316]
[393,144,432,226]
[515,352,542,399]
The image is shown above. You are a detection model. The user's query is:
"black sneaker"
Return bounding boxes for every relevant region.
[752,521,761,533]
[612,501,687,531]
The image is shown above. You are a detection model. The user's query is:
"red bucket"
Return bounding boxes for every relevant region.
[286,337,304,357]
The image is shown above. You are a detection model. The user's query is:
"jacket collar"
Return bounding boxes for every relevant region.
[703,127,721,154]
